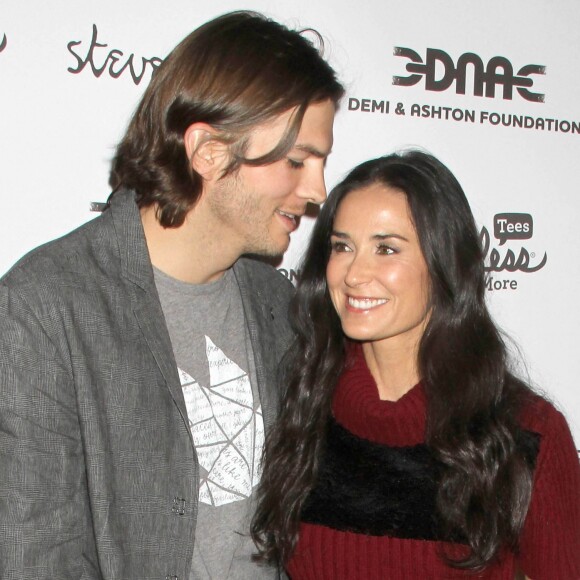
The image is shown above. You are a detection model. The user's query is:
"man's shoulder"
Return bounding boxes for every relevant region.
[235,257,294,300]
[1,211,116,295]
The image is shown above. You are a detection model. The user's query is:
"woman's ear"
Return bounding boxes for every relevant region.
[183,122,230,181]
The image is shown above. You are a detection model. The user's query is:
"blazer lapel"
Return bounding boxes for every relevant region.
[132,292,189,427]
[233,260,279,432]
[108,190,190,434]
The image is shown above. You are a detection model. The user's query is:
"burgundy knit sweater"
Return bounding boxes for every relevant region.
[286,344,580,580]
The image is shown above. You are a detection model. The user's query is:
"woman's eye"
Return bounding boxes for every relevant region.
[330,241,351,253]
[377,244,396,255]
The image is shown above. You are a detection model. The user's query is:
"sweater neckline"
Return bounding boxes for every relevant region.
[332,342,427,446]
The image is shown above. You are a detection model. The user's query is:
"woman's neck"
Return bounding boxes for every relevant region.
[361,338,421,401]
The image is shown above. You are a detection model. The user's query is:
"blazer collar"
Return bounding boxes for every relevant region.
[108,189,156,293]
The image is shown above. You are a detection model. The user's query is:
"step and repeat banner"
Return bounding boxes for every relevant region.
[2,0,579,447]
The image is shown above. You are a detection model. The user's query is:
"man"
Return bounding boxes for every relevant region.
[0,11,343,579]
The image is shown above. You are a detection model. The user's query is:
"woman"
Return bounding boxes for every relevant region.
[252,151,580,579]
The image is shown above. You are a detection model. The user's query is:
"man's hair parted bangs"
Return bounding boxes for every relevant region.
[109,10,344,227]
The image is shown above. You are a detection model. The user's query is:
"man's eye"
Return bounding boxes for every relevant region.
[287,158,304,169]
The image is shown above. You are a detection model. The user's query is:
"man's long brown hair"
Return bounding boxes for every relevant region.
[109,11,344,227]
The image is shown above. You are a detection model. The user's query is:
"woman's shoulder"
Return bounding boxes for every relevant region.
[518,389,574,441]
[517,389,579,489]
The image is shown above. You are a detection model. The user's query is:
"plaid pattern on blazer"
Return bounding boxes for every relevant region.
[0,190,294,579]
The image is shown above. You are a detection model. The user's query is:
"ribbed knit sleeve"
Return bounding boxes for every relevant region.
[518,403,580,580]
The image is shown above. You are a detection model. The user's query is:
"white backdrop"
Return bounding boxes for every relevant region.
[2,0,579,449]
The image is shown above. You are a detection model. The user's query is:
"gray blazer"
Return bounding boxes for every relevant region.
[0,190,294,579]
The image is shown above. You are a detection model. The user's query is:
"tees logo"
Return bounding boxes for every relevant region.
[494,213,532,245]
[0,34,7,53]
[393,47,545,102]
[67,24,163,85]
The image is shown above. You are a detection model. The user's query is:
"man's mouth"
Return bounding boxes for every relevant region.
[276,210,301,231]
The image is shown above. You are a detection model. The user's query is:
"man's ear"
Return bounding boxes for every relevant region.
[183,122,230,181]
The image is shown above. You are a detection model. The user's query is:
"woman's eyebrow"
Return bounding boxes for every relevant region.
[331,231,410,242]
[372,233,409,242]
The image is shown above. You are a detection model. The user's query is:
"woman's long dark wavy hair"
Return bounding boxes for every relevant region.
[252,150,535,571]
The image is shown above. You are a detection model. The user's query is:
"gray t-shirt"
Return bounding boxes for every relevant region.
[154,267,274,579]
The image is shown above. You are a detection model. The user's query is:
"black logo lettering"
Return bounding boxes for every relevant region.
[480,226,547,273]
[393,47,545,103]
[67,24,163,85]
[277,268,301,284]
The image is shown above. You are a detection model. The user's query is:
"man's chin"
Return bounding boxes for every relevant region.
[243,239,288,263]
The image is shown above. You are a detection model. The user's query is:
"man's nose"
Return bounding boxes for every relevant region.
[295,163,327,205]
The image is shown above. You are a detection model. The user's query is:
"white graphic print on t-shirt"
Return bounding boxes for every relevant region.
[178,336,264,507]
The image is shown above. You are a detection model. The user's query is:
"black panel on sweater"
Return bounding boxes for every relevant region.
[300,418,540,542]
